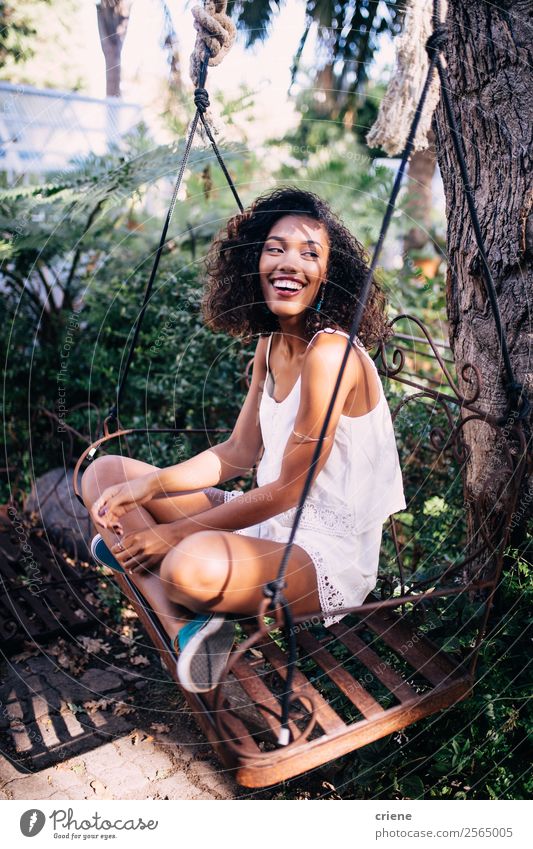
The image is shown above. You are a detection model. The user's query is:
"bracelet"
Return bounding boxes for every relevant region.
[292,429,334,443]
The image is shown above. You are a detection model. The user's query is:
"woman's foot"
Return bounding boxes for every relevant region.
[176,614,236,693]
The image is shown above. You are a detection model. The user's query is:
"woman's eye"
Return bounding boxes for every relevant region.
[304,251,319,258]
[266,246,282,253]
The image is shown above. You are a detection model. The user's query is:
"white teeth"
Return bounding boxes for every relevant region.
[272,279,303,291]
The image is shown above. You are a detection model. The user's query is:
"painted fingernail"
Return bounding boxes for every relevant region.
[98,507,108,517]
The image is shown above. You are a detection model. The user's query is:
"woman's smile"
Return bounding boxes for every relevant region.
[270,274,306,297]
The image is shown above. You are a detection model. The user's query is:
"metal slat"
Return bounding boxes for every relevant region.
[297,630,385,718]
[363,610,461,687]
[258,635,345,735]
[329,622,419,703]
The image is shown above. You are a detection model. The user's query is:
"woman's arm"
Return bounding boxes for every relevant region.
[149,337,267,494]
[175,333,363,535]
[91,339,268,531]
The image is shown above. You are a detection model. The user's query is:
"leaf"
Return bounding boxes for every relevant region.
[90,779,107,794]
[70,763,85,775]
[398,775,425,799]
[83,699,112,714]
[129,654,150,667]
[79,637,112,655]
[113,702,136,717]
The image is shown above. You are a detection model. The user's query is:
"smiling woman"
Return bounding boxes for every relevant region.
[82,185,405,696]
[202,186,389,345]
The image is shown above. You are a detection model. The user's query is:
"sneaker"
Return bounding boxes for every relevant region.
[90,534,125,573]
[176,613,235,694]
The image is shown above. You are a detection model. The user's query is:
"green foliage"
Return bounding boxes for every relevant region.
[0,1,39,68]
[0,0,86,90]
[230,1,403,97]
[0,125,257,502]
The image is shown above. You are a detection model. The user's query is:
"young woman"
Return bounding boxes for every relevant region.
[83,187,406,694]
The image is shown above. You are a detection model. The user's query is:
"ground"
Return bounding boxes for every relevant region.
[0,637,243,800]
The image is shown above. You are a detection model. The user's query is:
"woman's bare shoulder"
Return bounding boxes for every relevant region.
[249,335,268,380]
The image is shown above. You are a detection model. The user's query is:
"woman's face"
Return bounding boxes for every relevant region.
[258,214,330,322]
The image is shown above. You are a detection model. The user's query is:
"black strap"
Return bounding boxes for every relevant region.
[106,50,244,427]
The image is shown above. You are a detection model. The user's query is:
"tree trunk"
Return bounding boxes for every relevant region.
[314,64,337,117]
[96,0,132,98]
[404,130,437,252]
[434,0,532,544]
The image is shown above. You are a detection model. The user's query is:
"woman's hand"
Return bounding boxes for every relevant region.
[110,523,185,574]
[91,475,156,534]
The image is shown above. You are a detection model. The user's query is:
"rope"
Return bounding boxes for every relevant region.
[367,0,448,155]
[106,8,242,425]
[189,1,236,139]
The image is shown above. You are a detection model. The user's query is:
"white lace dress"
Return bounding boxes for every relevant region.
[224,328,406,626]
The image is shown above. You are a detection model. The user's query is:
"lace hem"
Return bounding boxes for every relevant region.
[266,535,348,629]
[276,498,356,539]
[223,490,245,503]
[302,543,348,628]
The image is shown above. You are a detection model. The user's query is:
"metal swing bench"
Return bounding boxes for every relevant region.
[72,2,530,788]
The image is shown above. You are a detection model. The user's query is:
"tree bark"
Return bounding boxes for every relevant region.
[434,0,532,543]
[404,130,437,252]
[96,0,132,98]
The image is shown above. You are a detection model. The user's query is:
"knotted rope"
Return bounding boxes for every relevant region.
[189,1,236,140]
[367,0,448,155]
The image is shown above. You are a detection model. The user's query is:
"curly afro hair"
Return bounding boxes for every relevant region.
[202,186,389,348]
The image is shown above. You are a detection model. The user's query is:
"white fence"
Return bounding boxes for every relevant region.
[0,82,142,179]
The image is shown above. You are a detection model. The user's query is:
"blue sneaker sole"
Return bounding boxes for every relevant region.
[177,615,235,693]
[90,534,125,573]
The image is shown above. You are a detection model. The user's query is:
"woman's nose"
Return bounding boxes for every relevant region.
[277,248,300,270]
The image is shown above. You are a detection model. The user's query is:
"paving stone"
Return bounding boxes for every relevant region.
[48,785,91,800]
[78,668,124,694]
[90,761,147,797]
[186,757,237,797]
[26,656,57,675]
[28,693,59,721]
[79,743,121,773]
[0,755,30,792]
[0,699,25,726]
[145,773,208,800]
[129,746,175,781]
[109,666,146,684]
[0,772,53,800]
[13,674,43,692]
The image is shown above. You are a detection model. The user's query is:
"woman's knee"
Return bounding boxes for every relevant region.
[160,532,229,605]
[81,454,126,506]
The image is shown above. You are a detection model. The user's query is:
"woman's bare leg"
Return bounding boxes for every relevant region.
[160,530,321,620]
[81,454,227,645]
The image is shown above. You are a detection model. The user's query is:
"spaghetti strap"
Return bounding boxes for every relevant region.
[307,327,362,349]
[266,334,274,374]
